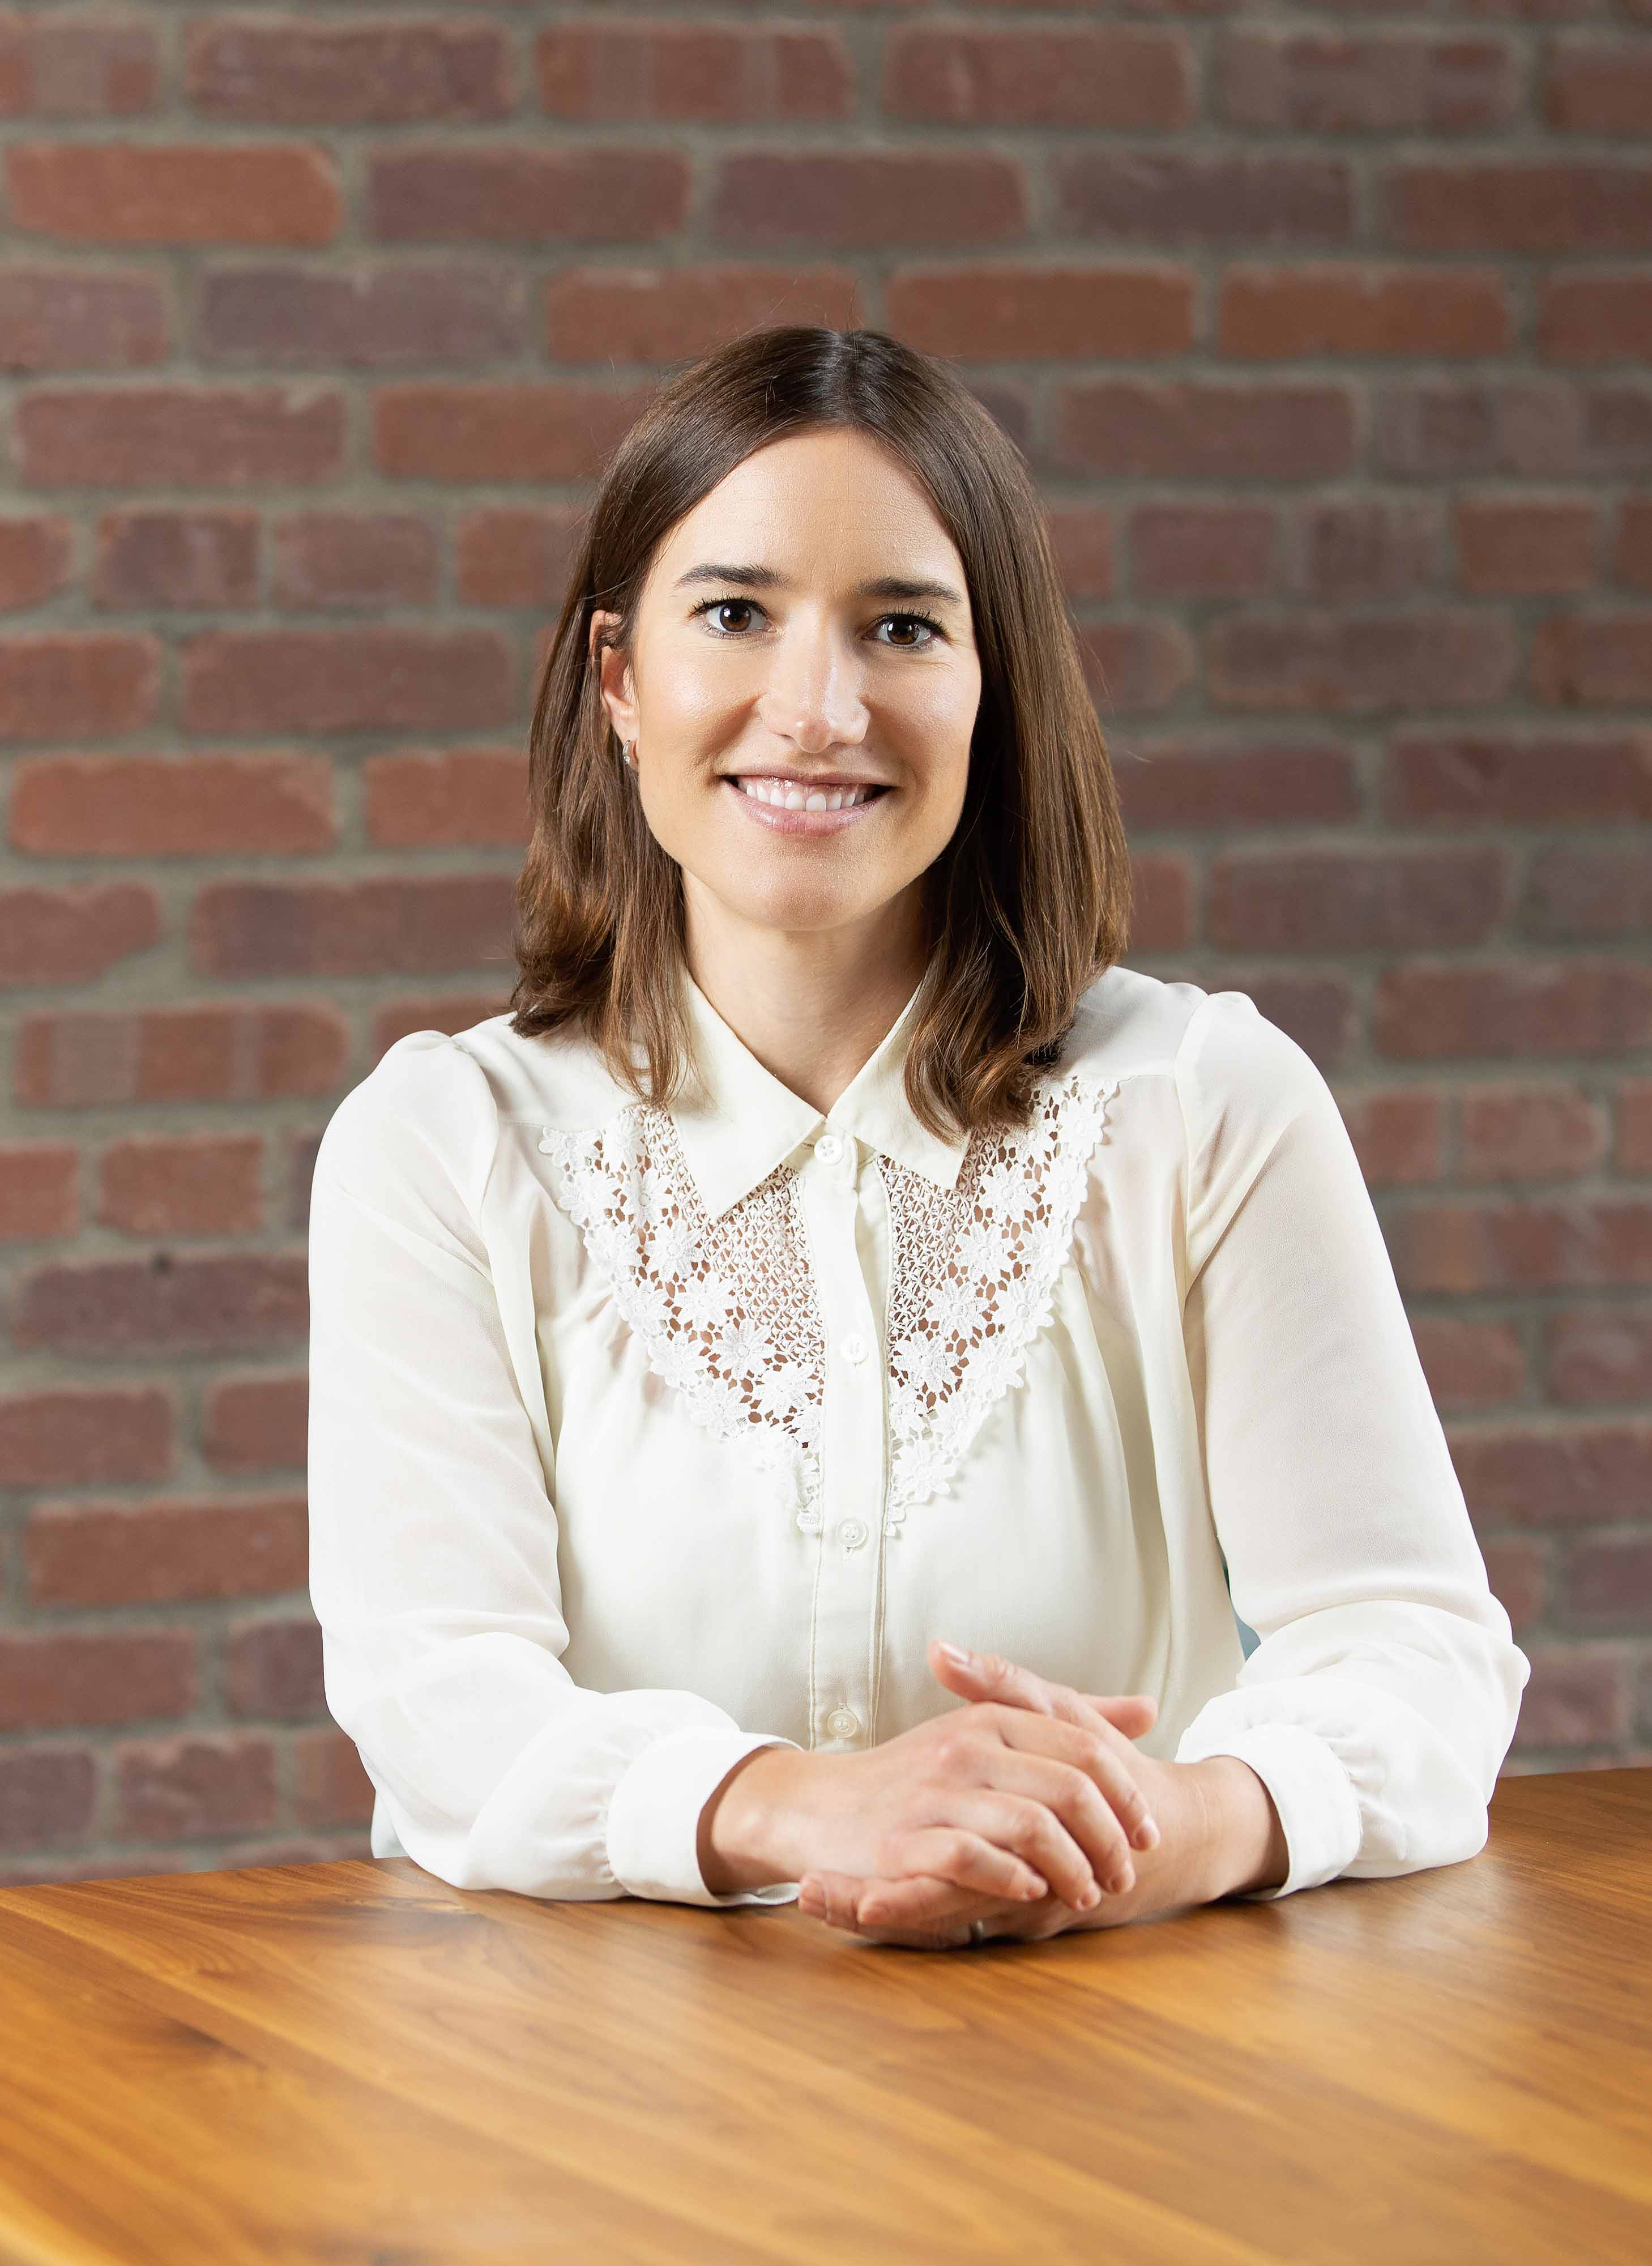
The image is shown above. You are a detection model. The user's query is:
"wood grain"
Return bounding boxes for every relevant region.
[0,1767,1646,2264]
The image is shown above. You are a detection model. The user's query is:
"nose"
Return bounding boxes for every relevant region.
[754,616,869,753]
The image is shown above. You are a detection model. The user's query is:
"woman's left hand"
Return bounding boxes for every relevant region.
[795,1644,1223,1949]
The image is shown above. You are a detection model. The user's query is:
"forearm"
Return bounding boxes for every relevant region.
[697,1743,814,1894]
[1189,1755,1290,1900]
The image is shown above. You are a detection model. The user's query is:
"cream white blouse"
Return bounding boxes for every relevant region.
[306,962,1530,1913]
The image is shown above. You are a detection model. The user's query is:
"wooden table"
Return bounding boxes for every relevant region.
[0,1766,1646,2264]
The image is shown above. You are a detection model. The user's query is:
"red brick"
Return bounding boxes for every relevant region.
[1537,274,1652,365]
[198,262,523,366]
[14,1253,309,1357]
[884,27,1189,127]
[1057,382,1355,481]
[1546,1306,1652,1406]
[1386,163,1652,253]
[18,386,345,490]
[1454,497,1598,594]
[1078,621,1197,714]
[369,145,688,244]
[364,746,528,847]
[0,1629,195,1732]
[545,264,860,364]
[1291,498,1444,601]
[1565,1538,1652,1626]
[186,17,511,123]
[1336,1088,1444,1187]
[0,1747,97,1853]
[1055,152,1352,244]
[226,1617,323,1719]
[1113,740,1358,831]
[7,142,340,245]
[1207,612,1516,712]
[1524,842,1652,940]
[1479,1539,1544,1635]
[189,872,516,979]
[370,991,511,1060]
[0,1388,172,1488]
[1218,31,1518,133]
[1414,1317,1527,1411]
[1453,1426,1652,1528]
[1620,1083,1652,1173]
[455,506,586,607]
[271,514,437,609]
[1460,1086,1608,1180]
[1374,962,1652,1060]
[0,13,157,117]
[373,382,647,481]
[707,152,1026,247]
[1209,847,1504,952]
[97,1135,263,1237]
[1397,1200,1652,1294]
[0,515,72,609]
[27,1494,308,1607]
[0,634,158,739]
[1511,1648,1630,1749]
[541,22,853,121]
[203,1373,308,1475]
[1219,266,1509,359]
[1045,506,1115,602]
[1385,732,1652,825]
[0,883,159,984]
[889,266,1191,360]
[1130,505,1277,598]
[1125,852,1194,953]
[92,509,258,610]
[1614,498,1652,589]
[1534,614,1652,707]
[0,266,167,368]
[1373,381,1582,480]
[291,1728,374,1829]
[0,1145,78,1240]
[13,1003,348,1107]
[1214,974,1355,1072]
[1544,38,1652,136]
[1587,386,1652,471]
[181,628,514,735]
[115,1734,278,1841]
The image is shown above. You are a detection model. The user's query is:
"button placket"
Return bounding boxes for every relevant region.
[796,1138,885,1751]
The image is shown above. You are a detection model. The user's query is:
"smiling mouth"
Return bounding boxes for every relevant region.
[727,775,890,813]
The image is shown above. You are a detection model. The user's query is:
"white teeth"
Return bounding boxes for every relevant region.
[735,776,876,811]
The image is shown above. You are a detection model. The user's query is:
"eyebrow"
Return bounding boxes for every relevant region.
[671,561,968,611]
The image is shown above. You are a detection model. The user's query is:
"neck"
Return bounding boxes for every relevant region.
[683,888,929,1117]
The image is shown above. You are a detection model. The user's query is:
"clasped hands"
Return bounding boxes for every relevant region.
[796,1637,1224,1951]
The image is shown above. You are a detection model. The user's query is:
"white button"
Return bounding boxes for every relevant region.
[814,1133,843,1164]
[826,1706,860,1740]
[839,1333,868,1365]
[839,1518,866,1550]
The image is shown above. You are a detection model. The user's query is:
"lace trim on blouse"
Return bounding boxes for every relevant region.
[537,1070,1119,1535]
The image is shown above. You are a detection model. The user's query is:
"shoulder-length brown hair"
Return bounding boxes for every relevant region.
[508,323,1132,1142]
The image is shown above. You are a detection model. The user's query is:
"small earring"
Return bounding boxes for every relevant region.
[621,739,637,769]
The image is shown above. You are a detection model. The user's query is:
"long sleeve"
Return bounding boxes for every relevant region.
[306,1031,801,1907]
[1171,991,1531,1900]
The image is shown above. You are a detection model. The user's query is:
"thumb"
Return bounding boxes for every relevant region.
[1086,1692,1158,1734]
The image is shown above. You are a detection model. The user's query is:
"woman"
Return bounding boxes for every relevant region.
[307,325,1530,1953]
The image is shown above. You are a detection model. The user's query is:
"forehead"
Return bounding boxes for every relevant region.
[656,429,965,586]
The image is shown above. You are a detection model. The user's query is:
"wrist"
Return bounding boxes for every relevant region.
[1189,1755,1290,1900]
[697,1743,814,1896]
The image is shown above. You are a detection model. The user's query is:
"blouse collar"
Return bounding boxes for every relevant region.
[669,966,971,1221]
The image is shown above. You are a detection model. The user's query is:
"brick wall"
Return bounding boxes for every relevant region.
[1,3,1649,1887]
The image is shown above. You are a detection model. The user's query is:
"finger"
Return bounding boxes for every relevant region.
[856,1875,1020,1931]
[799,1870,873,1932]
[889,1822,1051,1906]
[973,1746,1147,1901]
[988,1704,1161,1861]
[910,1794,1108,1914]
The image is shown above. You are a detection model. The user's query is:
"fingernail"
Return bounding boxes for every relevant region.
[937,1641,972,1666]
[1135,1817,1160,1851]
[1077,1882,1101,1910]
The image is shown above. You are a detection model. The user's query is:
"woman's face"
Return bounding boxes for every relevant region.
[590,426,981,951]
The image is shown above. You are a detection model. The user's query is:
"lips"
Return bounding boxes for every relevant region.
[731,775,887,812]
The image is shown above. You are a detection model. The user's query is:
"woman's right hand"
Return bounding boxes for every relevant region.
[702,1683,1162,1914]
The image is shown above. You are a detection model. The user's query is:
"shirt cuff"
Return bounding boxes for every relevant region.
[605,1726,804,1906]
[1177,1719,1363,1901]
